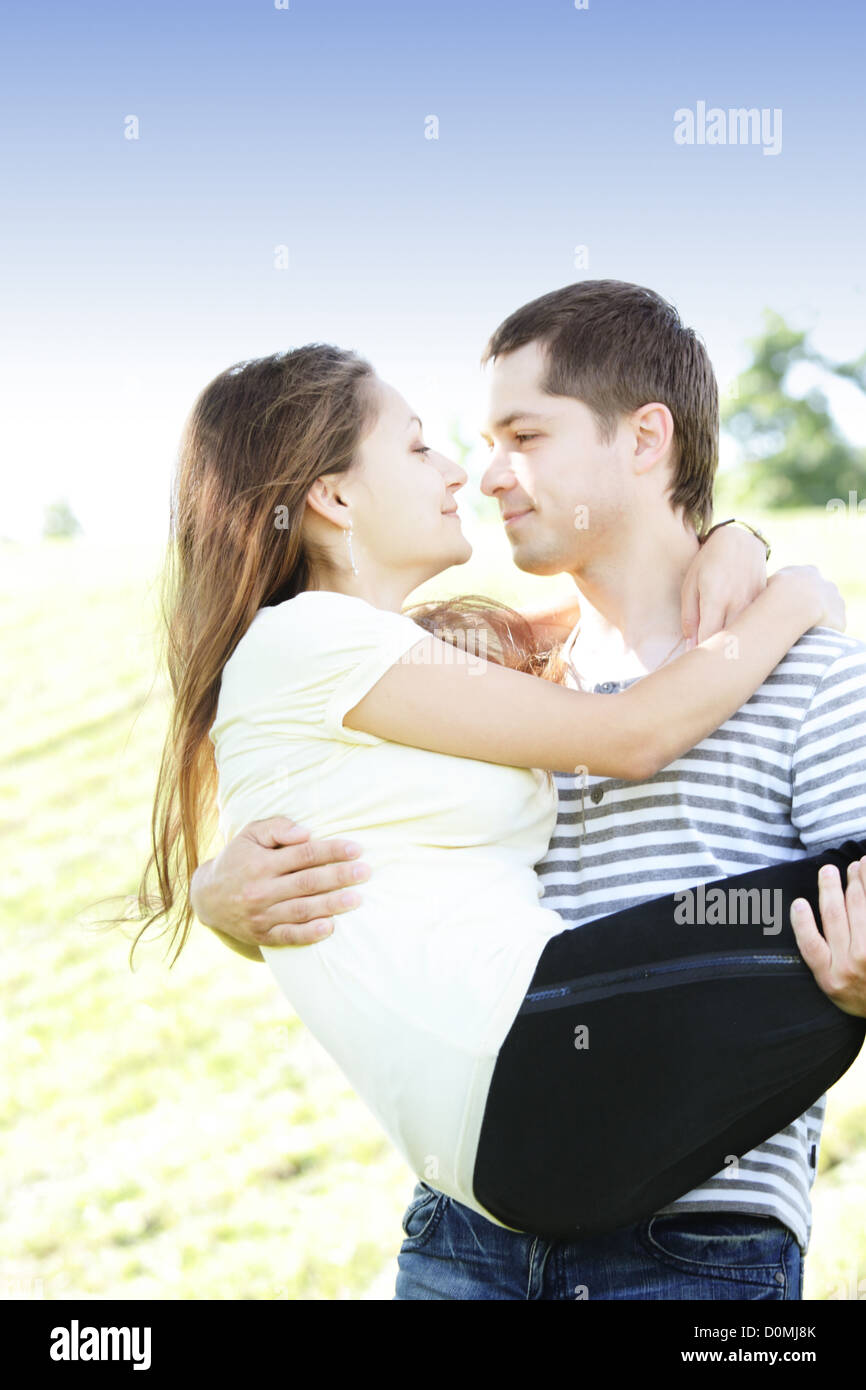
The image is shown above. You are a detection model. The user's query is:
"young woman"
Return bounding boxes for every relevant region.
[136,343,866,1240]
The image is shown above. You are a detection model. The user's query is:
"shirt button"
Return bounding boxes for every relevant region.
[590,788,604,804]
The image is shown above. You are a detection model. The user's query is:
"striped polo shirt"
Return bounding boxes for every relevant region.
[535,625,866,1249]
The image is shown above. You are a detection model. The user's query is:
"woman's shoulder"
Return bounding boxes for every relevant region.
[255,589,418,637]
[217,588,428,735]
[233,589,423,673]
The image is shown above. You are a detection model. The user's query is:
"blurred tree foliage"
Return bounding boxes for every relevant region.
[448,416,491,519]
[721,311,866,508]
[43,498,82,538]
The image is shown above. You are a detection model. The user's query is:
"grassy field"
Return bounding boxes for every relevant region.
[3,510,866,1301]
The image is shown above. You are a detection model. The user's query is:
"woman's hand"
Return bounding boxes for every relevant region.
[767,565,846,633]
[791,859,866,1017]
[681,521,768,647]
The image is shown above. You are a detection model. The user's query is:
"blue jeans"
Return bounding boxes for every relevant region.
[394,1185,804,1300]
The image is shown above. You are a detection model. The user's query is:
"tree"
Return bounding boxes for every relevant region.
[42,499,82,539]
[721,312,866,508]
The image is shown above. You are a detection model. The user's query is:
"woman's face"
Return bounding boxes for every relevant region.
[346,377,472,582]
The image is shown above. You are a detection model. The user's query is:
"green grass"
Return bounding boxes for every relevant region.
[3,512,866,1300]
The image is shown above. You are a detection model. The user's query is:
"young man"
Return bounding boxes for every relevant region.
[191,281,866,1299]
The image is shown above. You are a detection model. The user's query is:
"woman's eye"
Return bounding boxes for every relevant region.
[413,444,432,456]
[514,433,539,444]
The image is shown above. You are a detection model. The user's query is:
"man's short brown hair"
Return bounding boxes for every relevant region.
[481,280,718,532]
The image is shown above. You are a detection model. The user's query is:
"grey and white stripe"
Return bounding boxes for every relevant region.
[535,627,866,1249]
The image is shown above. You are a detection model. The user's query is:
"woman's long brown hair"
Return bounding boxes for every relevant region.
[134,345,563,968]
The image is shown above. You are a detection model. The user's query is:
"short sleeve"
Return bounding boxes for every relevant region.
[254,590,428,746]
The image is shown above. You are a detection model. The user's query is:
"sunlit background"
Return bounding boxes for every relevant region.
[3,0,865,1301]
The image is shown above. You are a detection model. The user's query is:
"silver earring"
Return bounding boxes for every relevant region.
[345,524,359,577]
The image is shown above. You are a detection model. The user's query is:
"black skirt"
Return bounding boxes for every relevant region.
[472,840,866,1239]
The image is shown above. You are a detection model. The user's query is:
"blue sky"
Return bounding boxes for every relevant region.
[2,0,864,537]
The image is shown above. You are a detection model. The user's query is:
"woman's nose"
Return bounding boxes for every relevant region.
[437,451,468,489]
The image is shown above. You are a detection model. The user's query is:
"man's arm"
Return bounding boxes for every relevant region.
[191,818,371,960]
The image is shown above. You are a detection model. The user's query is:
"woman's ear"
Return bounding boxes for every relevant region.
[305,475,351,526]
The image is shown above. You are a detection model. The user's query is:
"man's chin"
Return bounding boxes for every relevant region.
[508,538,565,578]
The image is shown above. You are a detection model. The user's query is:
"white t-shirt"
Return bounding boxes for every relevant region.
[210,589,565,1219]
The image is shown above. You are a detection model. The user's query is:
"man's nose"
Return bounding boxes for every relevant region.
[480,449,517,498]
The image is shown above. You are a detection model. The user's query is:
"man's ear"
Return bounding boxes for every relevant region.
[305,475,351,526]
[631,403,675,476]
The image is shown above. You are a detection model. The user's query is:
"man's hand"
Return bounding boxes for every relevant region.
[190,817,371,959]
[791,858,866,1017]
[681,521,768,647]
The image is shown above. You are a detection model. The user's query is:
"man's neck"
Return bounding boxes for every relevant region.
[566,516,701,682]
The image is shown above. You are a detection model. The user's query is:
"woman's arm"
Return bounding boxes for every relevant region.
[345,567,843,780]
[680,518,769,644]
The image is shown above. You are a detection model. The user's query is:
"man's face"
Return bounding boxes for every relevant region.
[480,341,633,577]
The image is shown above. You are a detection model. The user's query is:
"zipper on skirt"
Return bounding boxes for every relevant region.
[520,951,806,1014]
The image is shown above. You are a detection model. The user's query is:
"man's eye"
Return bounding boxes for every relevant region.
[514,433,539,444]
